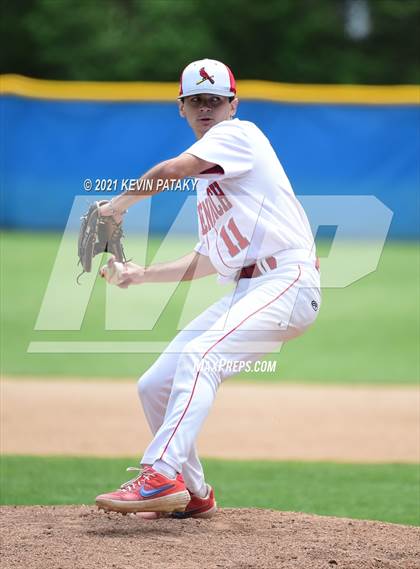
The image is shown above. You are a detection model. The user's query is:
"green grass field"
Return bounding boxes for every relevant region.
[1,231,418,383]
[1,456,418,526]
[1,233,418,524]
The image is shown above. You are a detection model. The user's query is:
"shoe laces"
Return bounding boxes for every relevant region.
[120,466,157,492]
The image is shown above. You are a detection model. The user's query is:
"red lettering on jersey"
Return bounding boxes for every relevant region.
[220,225,240,256]
[227,217,249,249]
[210,182,232,212]
[197,182,233,236]
[202,198,216,231]
[197,202,209,235]
[206,185,224,215]
[219,216,249,258]
[208,193,224,222]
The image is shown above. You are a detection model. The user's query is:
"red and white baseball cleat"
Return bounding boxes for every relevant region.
[172,484,217,519]
[132,481,218,520]
[95,466,190,514]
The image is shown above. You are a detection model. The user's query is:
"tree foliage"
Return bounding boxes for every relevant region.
[1,0,419,83]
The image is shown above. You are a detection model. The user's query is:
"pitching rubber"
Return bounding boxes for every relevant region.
[95,490,190,514]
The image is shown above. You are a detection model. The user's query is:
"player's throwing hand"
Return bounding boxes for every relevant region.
[100,256,145,288]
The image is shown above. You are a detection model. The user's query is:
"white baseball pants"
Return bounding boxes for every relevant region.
[138,258,321,494]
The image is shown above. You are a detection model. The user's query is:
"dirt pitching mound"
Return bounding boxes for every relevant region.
[1,506,419,569]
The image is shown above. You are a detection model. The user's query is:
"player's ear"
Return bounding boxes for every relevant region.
[229,97,239,119]
[178,99,186,118]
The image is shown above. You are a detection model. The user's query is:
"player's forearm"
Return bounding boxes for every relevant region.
[144,251,216,283]
[101,153,214,219]
[109,160,181,213]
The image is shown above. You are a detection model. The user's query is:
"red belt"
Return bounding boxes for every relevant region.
[239,255,320,279]
[239,256,277,279]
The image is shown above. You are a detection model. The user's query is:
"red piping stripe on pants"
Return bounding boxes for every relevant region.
[159,265,302,461]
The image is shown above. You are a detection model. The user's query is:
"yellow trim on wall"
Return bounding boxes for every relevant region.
[1,74,419,104]
[0,75,177,101]
[239,80,420,105]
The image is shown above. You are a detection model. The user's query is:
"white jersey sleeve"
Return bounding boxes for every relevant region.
[194,239,209,256]
[185,120,253,180]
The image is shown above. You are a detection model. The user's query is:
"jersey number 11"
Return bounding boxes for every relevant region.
[220,217,250,257]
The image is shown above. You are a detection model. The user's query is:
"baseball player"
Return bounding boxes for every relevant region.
[95,59,321,518]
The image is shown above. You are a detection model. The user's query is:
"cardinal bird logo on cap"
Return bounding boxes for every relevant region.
[196,67,215,85]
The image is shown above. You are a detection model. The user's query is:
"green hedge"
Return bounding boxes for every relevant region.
[1,0,419,84]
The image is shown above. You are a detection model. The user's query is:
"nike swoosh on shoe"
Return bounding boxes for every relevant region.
[139,483,175,498]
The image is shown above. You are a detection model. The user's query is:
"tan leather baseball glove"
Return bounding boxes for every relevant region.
[77,200,126,282]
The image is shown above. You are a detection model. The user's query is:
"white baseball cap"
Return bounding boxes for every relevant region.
[178,58,236,99]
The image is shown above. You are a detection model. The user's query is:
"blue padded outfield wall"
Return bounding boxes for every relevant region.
[1,78,419,238]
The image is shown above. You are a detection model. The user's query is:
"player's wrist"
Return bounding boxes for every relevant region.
[98,199,125,221]
[142,264,166,284]
[142,265,153,283]
[108,198,127,221]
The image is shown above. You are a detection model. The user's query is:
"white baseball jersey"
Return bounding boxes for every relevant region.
[186,118,316,281]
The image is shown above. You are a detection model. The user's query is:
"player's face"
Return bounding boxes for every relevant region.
[179,94,238,138]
